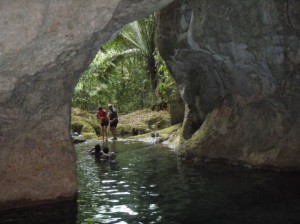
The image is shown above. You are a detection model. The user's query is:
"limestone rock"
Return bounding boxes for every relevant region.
[157,0,300,169]
[0,0,173,209]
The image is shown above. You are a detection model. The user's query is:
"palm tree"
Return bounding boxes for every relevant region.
[73,14,173,112]
[114,15,158,91]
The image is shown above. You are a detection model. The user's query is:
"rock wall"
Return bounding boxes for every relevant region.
[0,0,173,209]
[1,0,300,210]
[157,0,300,169]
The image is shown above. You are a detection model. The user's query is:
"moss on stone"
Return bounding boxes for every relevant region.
[128,123,182,142]
[81,123,95,133]
[82,132,98,139]
[159,124,181,135]
[71,108,100,137]
[118,109,171,135]
[71,107,172,140]
[179,109,219,156]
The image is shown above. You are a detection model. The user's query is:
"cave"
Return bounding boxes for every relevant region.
[0,0,299,210]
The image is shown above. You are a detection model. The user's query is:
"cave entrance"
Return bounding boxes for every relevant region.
[0,0,181,213]
[71,14,180,140]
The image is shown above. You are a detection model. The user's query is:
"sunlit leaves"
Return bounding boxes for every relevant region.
[72,14,177,113]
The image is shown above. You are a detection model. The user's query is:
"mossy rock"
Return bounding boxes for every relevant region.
[169,101,185,125]
[129,123,182,141]
[81,123,96,133]
[71,107,172,140]
[118,109,171,136]
[72,108,97,120]
[71,108,100,136]
[82,132,98,139]
[71,122,84,134]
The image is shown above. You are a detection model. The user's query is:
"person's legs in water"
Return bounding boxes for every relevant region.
[101,126,105,142]
[101,120,109,142]
[110,121,118,140]
[103,125,108,142]
[110,126,116,140]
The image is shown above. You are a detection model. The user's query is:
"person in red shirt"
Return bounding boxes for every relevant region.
[96,107,109,142]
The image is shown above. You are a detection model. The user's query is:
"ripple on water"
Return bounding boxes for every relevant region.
[74,141,300,224]
[102,180,117,184]
[2,140,300,223]
[110,205,138,216]
[111,192,131,196]
[92,214,121,223]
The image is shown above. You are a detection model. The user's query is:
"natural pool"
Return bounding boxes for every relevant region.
[1,140,300,223]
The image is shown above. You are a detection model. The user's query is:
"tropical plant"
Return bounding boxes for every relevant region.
[72,14,177,113]
[115,15,158,91]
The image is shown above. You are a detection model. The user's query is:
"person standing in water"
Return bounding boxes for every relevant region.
[97,106,109,142]
[108,104,118,140]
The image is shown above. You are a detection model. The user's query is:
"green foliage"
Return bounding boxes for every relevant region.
[156,52,178,102]
[72,14,177,113]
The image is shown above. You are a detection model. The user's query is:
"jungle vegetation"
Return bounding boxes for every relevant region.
[72,14,178,113]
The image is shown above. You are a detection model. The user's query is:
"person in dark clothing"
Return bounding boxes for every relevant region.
[108,104,118,140]
[89,144,115,160]
[89,144,102,155]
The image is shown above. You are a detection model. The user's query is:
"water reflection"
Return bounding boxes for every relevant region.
[76,140,174,224]
[2,140,300,224]
[76,140,300,224]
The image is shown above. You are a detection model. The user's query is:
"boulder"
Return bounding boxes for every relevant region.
[156,0,300,169]
[0,0,173,209]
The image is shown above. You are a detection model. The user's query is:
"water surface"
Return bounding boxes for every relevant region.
[1,140,300,224]
[76,140,300,224]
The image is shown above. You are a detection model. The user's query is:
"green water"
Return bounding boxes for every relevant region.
[75,140,300,224]
[1,140,300,223]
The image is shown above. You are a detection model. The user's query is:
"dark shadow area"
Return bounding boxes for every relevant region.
[0,199,77,224]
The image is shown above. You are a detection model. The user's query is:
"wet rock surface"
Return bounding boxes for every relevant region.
[1,0,300,210]
[156,0,300,169]
[0,0,173,209]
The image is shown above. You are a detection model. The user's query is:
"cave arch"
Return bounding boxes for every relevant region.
[0,0,173,210]
[1,0,300,210]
